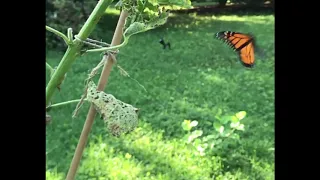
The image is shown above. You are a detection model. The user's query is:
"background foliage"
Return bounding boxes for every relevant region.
[46,0,271,49]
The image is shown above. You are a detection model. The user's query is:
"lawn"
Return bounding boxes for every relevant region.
[46,12,274,180]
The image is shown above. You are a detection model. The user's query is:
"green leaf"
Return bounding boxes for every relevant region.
[125,153,132,159]
[220,128,233,137]
[230,121,240,129]
[235,111,247,120]
[215,139,222,145]
[219,126,224,134]
[236,124,245,131]
[137,0,145,12]
[220,115,232,124]
[203,134,217,142]
[146,11,169,28]
[199,150,206,156]
[213,121,222,131]
[124,22,148,38]
[268,147,275,151]
[182,134,189,143]
[124,9,168,40]
[214,108,222,120]
[187,130,203,143]
[144,1,159,12]
[193,138,202,146]
[190,120,198,127]
[217,108,222,116]
[231,115,239,123]
[197,143,208,151]
[230,133,240,140]
[214,116,221,121]
[209,141,215,149]
[181,120,191,131]
[147,0,158,6]
[191,130,203,137]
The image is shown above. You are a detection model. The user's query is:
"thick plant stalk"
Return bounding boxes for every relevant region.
[46,0,113,106]
[65,11,129,180]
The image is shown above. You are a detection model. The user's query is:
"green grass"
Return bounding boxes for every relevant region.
[46,13,274,179]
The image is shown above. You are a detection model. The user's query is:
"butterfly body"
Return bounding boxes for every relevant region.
[215,31,256,68]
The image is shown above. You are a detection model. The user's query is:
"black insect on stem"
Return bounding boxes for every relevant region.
[159,37,171,50]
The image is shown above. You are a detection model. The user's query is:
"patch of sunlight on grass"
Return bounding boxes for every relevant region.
[108,157,142,177]
[75,123,216,179]
[187,31,193,34]
[105,7,120,15]
[122,124,214,178]
[215,15,274,24]
[203,74,225,84]
[172,13,273,25]
[169,14,274,26]
[172,98,195,110]
[162,4,193,10]
[78,141,143,179]
[46,168,65,180]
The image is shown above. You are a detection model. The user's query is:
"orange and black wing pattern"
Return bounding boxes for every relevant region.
[215,31,255,68]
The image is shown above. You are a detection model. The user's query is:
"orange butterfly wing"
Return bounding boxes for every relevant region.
[216,31,255,67]
[239,41,254,67]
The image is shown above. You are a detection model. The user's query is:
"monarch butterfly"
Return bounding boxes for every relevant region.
[215,31,256,68]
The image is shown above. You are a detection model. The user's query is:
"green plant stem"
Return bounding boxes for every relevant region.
[86,40,127,53]
[46,62,54,74]
[48,99,86,109]
[45,0,113,106]
[67,28,73,41]
[46,25,70,45]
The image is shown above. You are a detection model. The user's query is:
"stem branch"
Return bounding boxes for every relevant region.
[46,62,54,74]
[46,25,70,45]
[48,99,85,109]
[46,0,113,106]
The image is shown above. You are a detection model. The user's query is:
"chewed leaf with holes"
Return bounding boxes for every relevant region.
[123,9,169,40]
[86,81,139,136]
[124,22,149,38]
